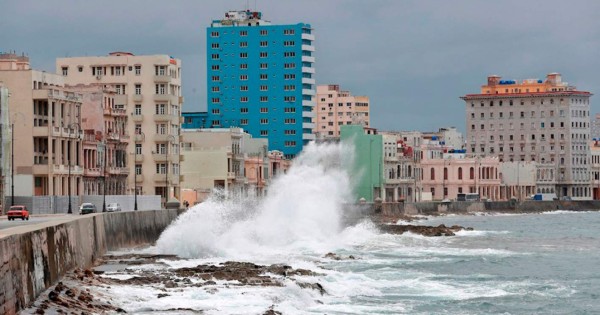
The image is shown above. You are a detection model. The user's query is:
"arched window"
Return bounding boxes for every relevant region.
[470,167,474,179]
[458,167,463,180]
[444,167,448,180]
[407,165,412,177]
[430,168,435,180]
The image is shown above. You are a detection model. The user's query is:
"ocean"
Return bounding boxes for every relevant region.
[89,142,600,314]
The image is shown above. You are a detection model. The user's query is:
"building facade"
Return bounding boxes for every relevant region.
[380,132,417,202]
[0,84,9,209]
[182,111,208,129]
[340,125,383,202]
[462,73,593,200]
[315,84,370,140]
[0,53,84,197]
[56,52,183,203]
[206,10,316,159]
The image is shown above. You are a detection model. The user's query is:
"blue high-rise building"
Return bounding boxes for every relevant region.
[206,10,316,159]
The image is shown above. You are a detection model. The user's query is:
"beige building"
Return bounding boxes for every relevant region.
[462,73,593,200]
[0,53,84,197]
[57,52,183,203]
[0,83,9,208]
[180,128,268,202]
[315,84,370,140]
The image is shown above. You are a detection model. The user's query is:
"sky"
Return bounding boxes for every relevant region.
[2,0,600,134]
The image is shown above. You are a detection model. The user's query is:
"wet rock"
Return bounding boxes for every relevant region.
[157,293,170,298]
[164,280,178,288]
[324,252,358,260]
[378,224,473,236]
[297,282,327,295]
[92,270,105,275]
[48,290,60,301]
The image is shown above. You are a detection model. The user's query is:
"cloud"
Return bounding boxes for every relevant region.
[2,0,599,133]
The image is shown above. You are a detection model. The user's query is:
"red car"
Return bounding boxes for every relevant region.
[7,205,30,221]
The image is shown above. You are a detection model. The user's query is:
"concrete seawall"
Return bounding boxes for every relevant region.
[0,209,184,314]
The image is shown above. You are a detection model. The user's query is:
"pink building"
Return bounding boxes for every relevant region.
[315,85,370,139]
[419,142,502,201]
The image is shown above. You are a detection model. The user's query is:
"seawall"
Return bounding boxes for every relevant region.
[0,209,184,314]
[373,200,600,216]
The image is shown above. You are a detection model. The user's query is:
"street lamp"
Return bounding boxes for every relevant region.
[67,123,81,214]
[165,135,176,205]
[134,132,145,211]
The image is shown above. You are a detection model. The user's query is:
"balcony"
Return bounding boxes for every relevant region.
[227,172,235,179]
[302,100,315,107]
[131,114,144,122]
[108,167,128,175]
[112,108,127,117]
[301,56,316,63]
[152,153,170,162]
[302,111,315,118]
[301,33,315,41]
[134,134,145,142]
[153,174,179,183]
[154,134,176,142]
[302,88,315,96]
[302,77,316,85]
[301,44,315,52]
[302,133,316,141]
[302,122,315,129]
[32,89,49,99]
[153,114,175,122]
[154,75,171,82]
[302,66,315,74]
[135,154,144,162]
[153,94,170,102]
[84,167,101,177]
[132,94,143,102]
[135,174,144,183]
[53,165,83,175]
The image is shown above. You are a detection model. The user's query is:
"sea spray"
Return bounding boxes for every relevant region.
[156,141,360,259]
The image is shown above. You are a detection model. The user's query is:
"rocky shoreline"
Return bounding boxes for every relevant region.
[22,217,473,314]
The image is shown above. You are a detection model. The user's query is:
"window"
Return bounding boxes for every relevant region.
[260,52,268,58]
[260,63,268,69]
[458,167,463,180]
[284,96,296,102]
[284,52,296,57]
[78,66,83,72]
[240,30,247,36]
[260,85,268,91]
[284,74,296,80]
[240,119,248,125]
[211,97,220,104]
[156,123,166,135]
[210,31,219,37]
[155,104,166,115]
[240,108,248,113]
[284,29,295,35]
[62,67,68,76]
[135,84,142,95]
[135,124,142,135]
[240,74,248,80]
[211,65,220,71]
[240,85,248,91]
[240,42,248,48]
[211,120,220,127]
[211,86,220,92]
[260,41,268,47]
[211,54,219,60]
[211,109,220,114]
[284,40,295,46]
[135,144,142,155]
[285,118,296,124]
[284,85,296,91]
[260,74,268,80]
[260,30,268,36]
[156,163,166,174]
[240,96,248,102]
[260,130,268,136]
[430,168,435,180]
[240,52,248,58]
[284,107,296,113]
[284,130,296,135]
[135,65,141,75]
[260,96,268,102]
[211,76,220,82]
[260,118,268,124]
[470,167,474,179]
[134,105,142,115]
[284,63,296,69]
[285,141,296,147]
[260,107,268,113]
[155,83,167,95]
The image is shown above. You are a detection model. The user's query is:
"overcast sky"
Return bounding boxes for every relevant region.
[2,0,600,133]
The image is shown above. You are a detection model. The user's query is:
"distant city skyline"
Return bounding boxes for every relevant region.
[2,0,600,133]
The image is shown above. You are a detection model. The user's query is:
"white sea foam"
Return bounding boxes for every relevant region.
[156,141,369,261]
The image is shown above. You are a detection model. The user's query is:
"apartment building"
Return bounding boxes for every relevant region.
[461,73,593,199]
[206,10,316,159]
[0,53,83,197]
[0,84,9,208]
[179,127,270,201]
[315,84,370,140]
[57,52,183,202]
[380,132,417,202]
[71,84,129,195]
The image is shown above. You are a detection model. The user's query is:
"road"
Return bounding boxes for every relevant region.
[0,215,72,231]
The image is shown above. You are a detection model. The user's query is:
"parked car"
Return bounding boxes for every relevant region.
[7,205,30,221]
[79,203,97,215]
[106,203,122,212]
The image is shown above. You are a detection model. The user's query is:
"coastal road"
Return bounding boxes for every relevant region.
[0,215,72,231]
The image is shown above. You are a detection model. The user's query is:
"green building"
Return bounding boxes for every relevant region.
[340,125,383,202]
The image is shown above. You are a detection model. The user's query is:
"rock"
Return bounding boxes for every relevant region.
[324,252,341,260]
[157,293,170,298]
[378,224,473,237]
[92,270,105,275]
[298,282,327,295]
[48,290,60,301]
[164,281,178,288]
[116,308,127,313]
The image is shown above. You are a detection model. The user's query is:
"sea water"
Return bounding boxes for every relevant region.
[98,143,600,314]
